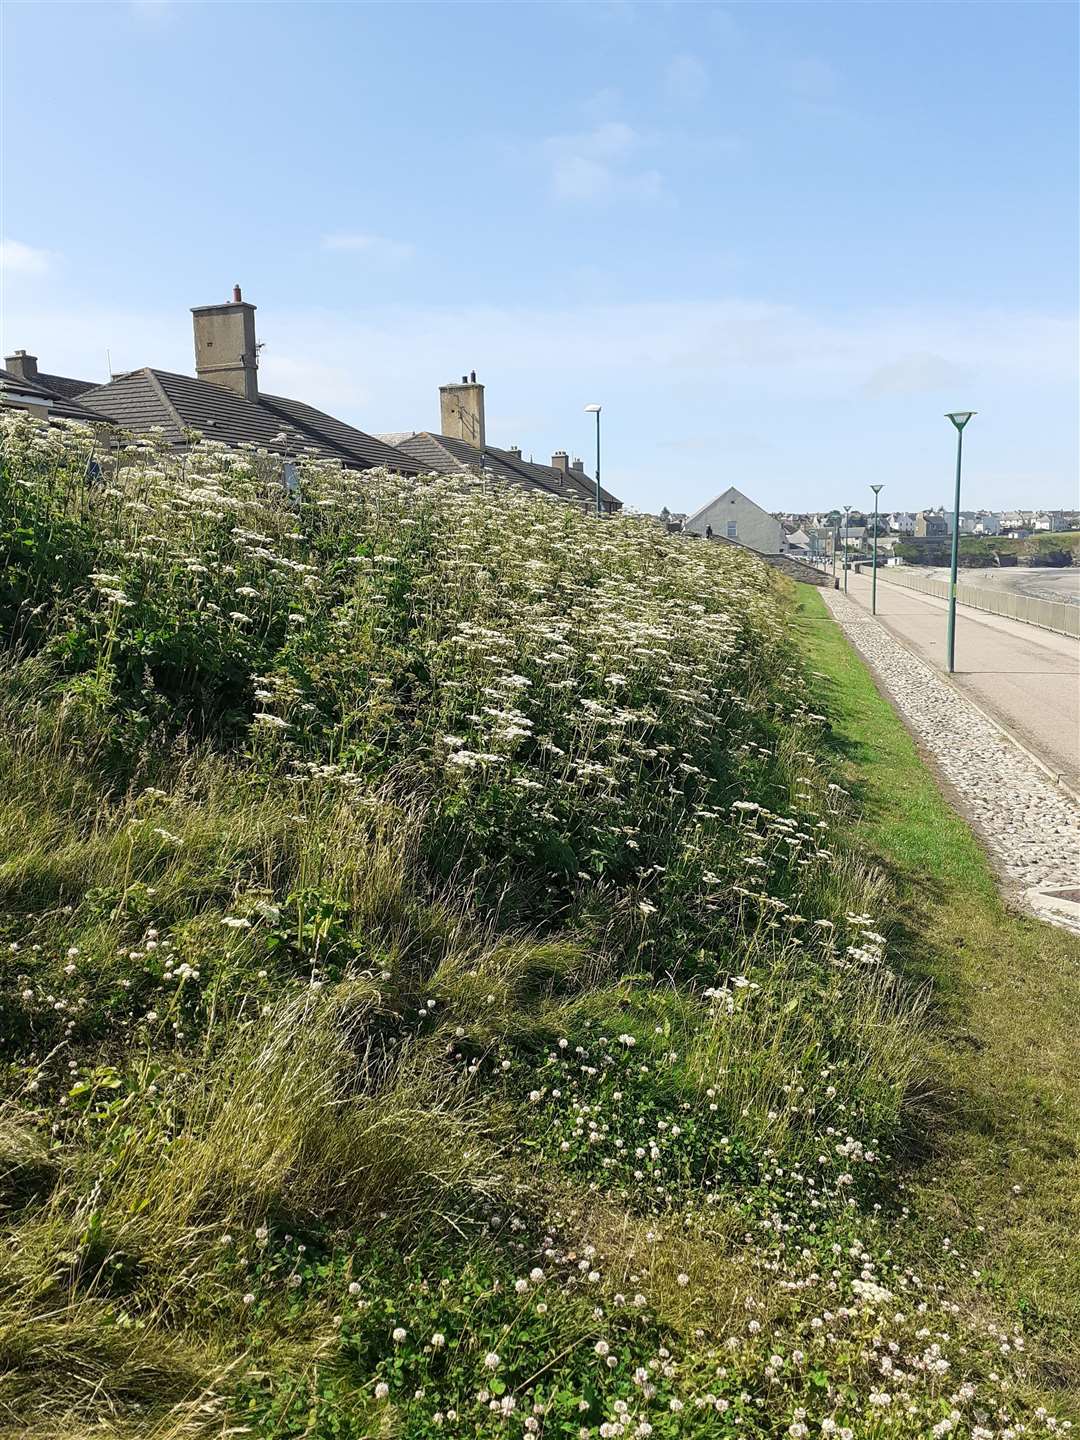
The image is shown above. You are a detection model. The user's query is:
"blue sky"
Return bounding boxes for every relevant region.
[2,0,1077,513]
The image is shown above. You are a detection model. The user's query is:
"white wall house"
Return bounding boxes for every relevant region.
[890,512,916,534]
[684,486,785,554]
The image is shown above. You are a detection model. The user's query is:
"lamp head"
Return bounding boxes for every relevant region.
[946,411,975,430]
[584,403,602,414]
[870,484,884,494]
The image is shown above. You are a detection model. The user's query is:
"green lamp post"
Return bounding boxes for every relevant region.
[944,412,975,673]
[842,505,852,592]
[870,484,884,615]
[584,404,602,516]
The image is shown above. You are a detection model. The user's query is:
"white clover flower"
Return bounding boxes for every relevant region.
[392,1327,407,1343]
[484,1351,501,1370]
[375,1381,389,1400]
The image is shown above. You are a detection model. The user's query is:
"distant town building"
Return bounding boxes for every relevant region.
[915,510,950,538]
[1033,510,1065,532]
[684,486,785,554]
[973,511,1001,536]
[889,511,916,534]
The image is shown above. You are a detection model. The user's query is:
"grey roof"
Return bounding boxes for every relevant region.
[37,371,99,399]
[257,394,424,474]
[500,451,621,511]
[0,366,112,423]
[393,433,563,497]
[78,369,419,472]
[386,432,621,510]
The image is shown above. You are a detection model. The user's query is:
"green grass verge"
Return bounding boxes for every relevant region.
[795,582,1080,1399]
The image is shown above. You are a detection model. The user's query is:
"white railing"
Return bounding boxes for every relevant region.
[871,565,1079,639]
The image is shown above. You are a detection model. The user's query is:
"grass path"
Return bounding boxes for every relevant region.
[795,583,1080,1406]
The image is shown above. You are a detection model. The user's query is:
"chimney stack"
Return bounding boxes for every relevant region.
[551,450,570,474]
[507,445,522,459]
[571,456,585,473]
[439,372,485,449]
[5,349,39,383]
[191,285,259,402]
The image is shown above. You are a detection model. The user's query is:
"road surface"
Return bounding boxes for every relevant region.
[837,570,1080,792]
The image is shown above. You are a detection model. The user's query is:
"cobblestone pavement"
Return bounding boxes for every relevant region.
[819,589,1080,923]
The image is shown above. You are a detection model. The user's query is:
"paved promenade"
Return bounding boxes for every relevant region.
[839,569,1080,793]
[819,588,1080,928]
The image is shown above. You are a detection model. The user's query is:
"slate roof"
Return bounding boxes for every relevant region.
[388,433,622,509]
[0,366,112,423]
[36,371,99,399]
[259,393,423,474]
[391,433,563,497]
[500,452,621,511]
[78,369,421,472]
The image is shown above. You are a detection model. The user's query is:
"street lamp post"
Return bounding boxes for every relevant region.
[870,484,884,615]
[944,412,975,674]
[842,505,852,592]
[584,404,602,516]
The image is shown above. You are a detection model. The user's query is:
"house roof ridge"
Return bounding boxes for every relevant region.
[143,368,188,437]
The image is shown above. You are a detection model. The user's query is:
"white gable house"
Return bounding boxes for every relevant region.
[684,487,785,555]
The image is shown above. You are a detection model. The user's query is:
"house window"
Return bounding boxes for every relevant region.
[726,521,738,539]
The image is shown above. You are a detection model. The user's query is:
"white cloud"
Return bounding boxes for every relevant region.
[320,232,416,264]
[0,239,51,276]
[864,352,968,397]
[664,54,709,103]
[544,122,664,205]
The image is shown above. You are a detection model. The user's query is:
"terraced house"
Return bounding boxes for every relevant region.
[2,289,621,511]
[383,374,621,513]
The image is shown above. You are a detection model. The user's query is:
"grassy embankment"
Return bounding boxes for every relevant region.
[795,584,1080,1398]
[0,412,1075,1438]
